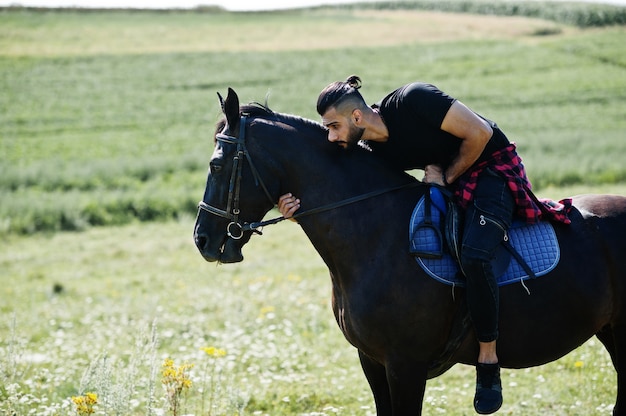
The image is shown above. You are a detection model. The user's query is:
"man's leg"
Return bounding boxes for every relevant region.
[461,169,514,414]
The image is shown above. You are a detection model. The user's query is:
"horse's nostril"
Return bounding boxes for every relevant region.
[194,233,208,250]
[193,232,223,263]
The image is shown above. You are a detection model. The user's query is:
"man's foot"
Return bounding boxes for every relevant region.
[474,363,503,414]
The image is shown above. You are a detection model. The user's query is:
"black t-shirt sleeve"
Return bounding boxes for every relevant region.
[370,82,482,170]
[370,82,510,170]
[402,83,456,129]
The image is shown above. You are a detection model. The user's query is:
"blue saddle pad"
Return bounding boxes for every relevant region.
[409,193,560,287]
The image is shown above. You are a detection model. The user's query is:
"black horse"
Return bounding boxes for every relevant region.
[194,88,626,415]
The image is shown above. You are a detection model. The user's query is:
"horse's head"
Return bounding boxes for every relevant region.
[193,88,279,263]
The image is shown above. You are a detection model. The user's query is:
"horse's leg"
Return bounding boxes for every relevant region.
[597,324,626,416]
[385,358,428,415]
[358,352,428,415]
[359,351,393,416]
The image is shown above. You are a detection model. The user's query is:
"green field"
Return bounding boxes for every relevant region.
[1,4,625,235]
[1,3,625,415]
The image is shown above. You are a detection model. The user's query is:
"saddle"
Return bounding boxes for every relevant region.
[409,186,560,288]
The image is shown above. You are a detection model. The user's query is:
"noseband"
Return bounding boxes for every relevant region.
[197,115,275,240]
[198,114,421,240]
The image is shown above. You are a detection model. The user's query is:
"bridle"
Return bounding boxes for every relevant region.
[198,114,421,240]
[197,115,276,240]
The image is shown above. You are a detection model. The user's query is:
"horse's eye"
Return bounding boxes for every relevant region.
[210,163,223,174]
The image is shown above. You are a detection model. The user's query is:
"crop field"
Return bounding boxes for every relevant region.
[1,3,626,235]
[1,2,625,415]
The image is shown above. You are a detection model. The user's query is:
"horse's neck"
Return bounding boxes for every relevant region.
[278,136,414,204]
[268,122,423,275]
[286,161,423,281]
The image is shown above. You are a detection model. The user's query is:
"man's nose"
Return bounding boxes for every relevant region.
[327,131,338,142]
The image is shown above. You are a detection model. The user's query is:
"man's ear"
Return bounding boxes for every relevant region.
[352,108,363,125]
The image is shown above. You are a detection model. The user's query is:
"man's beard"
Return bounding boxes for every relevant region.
[344,123,365,150]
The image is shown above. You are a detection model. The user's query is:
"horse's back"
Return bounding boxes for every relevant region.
[572,193,626,220]
[570,192,626,277]
[570,193,626,253]
[561,194,626,314]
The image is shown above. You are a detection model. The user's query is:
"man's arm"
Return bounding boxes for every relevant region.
[433,100,493,185]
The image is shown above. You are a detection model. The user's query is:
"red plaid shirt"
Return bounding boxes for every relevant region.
[454,143,571,224]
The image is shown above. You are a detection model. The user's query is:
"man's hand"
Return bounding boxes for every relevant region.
[423,164,446,186]
[278,193,301,222]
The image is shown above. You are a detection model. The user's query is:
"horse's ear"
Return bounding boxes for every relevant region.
[217,91,225,112]
[223,87,240,131]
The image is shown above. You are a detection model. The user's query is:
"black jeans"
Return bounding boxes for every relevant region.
[460,168,515,343]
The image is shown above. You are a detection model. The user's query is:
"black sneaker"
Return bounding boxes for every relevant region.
[474,363,503,414]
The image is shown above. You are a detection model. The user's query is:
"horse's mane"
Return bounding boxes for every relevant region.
[212,101,419,195]
[213,102,324,141]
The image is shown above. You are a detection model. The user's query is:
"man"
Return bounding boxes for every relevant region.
[279,75,543,414]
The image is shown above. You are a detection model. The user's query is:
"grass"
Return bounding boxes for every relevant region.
[0,219,618,415]
[0,3,625,414]
[1,6,625,234]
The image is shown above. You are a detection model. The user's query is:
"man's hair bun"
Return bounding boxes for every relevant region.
[345,75,362,90]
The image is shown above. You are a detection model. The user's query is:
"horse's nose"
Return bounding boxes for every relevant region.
[194,231,208,252]
[194,231,220,262]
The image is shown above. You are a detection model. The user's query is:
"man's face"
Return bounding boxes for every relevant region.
[321,107,364,150]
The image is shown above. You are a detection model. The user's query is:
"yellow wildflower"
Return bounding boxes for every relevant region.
[71,392,98,415]
[258,305,275,319]
[162,358,194,387]
[201,346,227,358]
[162,358,194,416]
[287,274,302,282]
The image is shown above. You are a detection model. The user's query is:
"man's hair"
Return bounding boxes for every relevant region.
[316,75,367,116]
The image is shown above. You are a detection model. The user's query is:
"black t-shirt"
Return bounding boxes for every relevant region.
[367,82,509,171]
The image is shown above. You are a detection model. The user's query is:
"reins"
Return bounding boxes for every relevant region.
[197,114,421,239]
[244,182,421,232]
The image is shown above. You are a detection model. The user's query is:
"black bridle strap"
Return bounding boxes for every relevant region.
[215,118,275,211]
[242,145,274,206]
[243,181,421,232]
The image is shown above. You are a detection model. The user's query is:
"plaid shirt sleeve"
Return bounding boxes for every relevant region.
[454,143,572,224]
